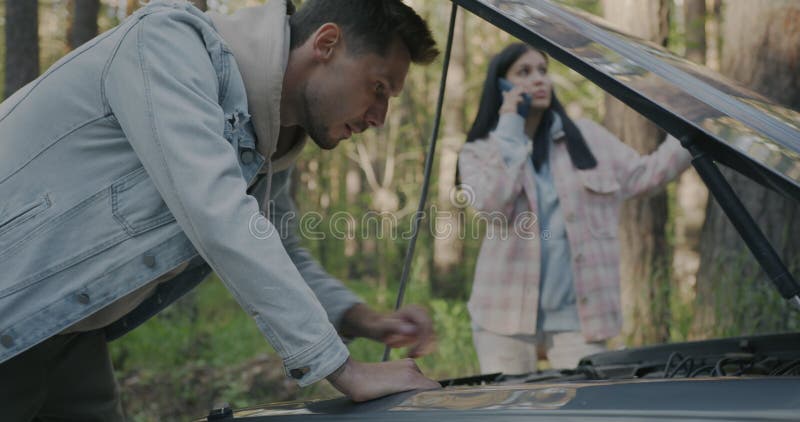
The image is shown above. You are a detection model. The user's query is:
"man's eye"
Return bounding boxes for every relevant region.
[376,83,386,95]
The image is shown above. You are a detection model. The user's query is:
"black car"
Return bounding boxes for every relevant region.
[199,0,800,420]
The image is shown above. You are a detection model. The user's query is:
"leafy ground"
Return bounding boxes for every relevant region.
[110,275,478,422]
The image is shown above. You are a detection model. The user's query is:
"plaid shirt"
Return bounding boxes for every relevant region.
[459,116,691,340]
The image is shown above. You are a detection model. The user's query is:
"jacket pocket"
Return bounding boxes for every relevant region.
[111,167,175,236]
[578,169,620,238]
[0,194,51,238]
[0,187,130,297]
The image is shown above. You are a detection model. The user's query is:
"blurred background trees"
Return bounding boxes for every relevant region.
[602,0,673,346]
[692,0,800,337]
[68,0,99,49]
[4,0,38,97]
[3,0,798,419]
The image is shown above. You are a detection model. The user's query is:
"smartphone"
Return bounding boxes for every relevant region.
[498,78,532,117]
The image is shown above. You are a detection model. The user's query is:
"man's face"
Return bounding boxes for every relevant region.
[300,37,411,150]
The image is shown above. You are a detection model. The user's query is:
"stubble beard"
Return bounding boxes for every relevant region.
[301,85,337,150]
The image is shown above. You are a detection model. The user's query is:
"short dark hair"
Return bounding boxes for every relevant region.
[289,0,439,64]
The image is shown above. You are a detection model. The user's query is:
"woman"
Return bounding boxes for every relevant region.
[458,43,691,374]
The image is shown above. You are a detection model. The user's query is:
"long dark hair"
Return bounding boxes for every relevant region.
[462,43,596,176]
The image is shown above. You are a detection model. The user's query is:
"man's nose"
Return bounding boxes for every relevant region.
[365,99,389,128]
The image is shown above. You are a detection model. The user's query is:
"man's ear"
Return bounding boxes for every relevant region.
[311,23,342,62]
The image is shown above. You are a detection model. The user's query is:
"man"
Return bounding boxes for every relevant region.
[0,0,441,419]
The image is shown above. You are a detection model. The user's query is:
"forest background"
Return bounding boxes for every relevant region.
[3,0,799,420]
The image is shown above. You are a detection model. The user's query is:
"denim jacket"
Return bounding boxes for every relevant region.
[0,1,357,386]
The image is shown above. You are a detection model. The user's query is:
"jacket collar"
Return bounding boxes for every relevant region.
[207,0,305,172]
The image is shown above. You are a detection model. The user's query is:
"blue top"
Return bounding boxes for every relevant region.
[534,114,580,332]
[493,112,581,333]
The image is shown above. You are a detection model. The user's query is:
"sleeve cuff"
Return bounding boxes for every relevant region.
[283,325,350,387]
[323,291,364,333]
[493,113,526,141]
[661,134,693,171]
[491,113,530,166]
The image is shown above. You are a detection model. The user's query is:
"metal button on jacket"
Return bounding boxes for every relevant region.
[289,367,310,379]
[143,254,156,268]
[240,150,255,164]
[0,335,13,348]
[77,293,91,304]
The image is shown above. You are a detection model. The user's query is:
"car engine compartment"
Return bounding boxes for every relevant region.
[440,332,800,387]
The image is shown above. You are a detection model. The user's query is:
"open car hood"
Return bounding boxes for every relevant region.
[452,0,800,307]
[212,378,800,421]
[459,0,800,202]
[200,332,800,421]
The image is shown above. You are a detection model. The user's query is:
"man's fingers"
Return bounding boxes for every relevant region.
[375,317,415,338]
[394,321,417,335]
[373,305,437,357]
[382,332,423,349]
[331,359,441,402]
[407,339,437,358]
[396,306,436,356]
[384,334,415,348]
[397,359,440,389]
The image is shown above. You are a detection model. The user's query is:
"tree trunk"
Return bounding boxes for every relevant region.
[432,5,466,299]
[4,0,39,99]
[671,0,710,340]
[602,0,672,346]
[69,0,100,50]
[683,0,706,64]
[692,0,800,338]
[705,0,722,71]
[344,155,362,280]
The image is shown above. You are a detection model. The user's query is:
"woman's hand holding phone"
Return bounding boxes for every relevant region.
[495,78,534,160]
[498,78,532,117]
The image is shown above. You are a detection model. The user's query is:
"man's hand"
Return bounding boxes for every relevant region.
[326,357,440,402]
[341,304,436,358]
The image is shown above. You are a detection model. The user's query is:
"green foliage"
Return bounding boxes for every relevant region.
[418,299,480,376]
[343,283,480,379]
[557,0,602,16]
[110,275,265,372]
[706,253,800,337]
[666,0,687,56]
[665,181,693,343]
[669,285,695,342]
[110,275,479,420]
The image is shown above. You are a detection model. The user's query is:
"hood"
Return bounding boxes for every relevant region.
[449,0,800,307]
[454,0,800,203]
[207,0,306,173]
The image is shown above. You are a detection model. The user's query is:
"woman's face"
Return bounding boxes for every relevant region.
[504,49,552,111]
